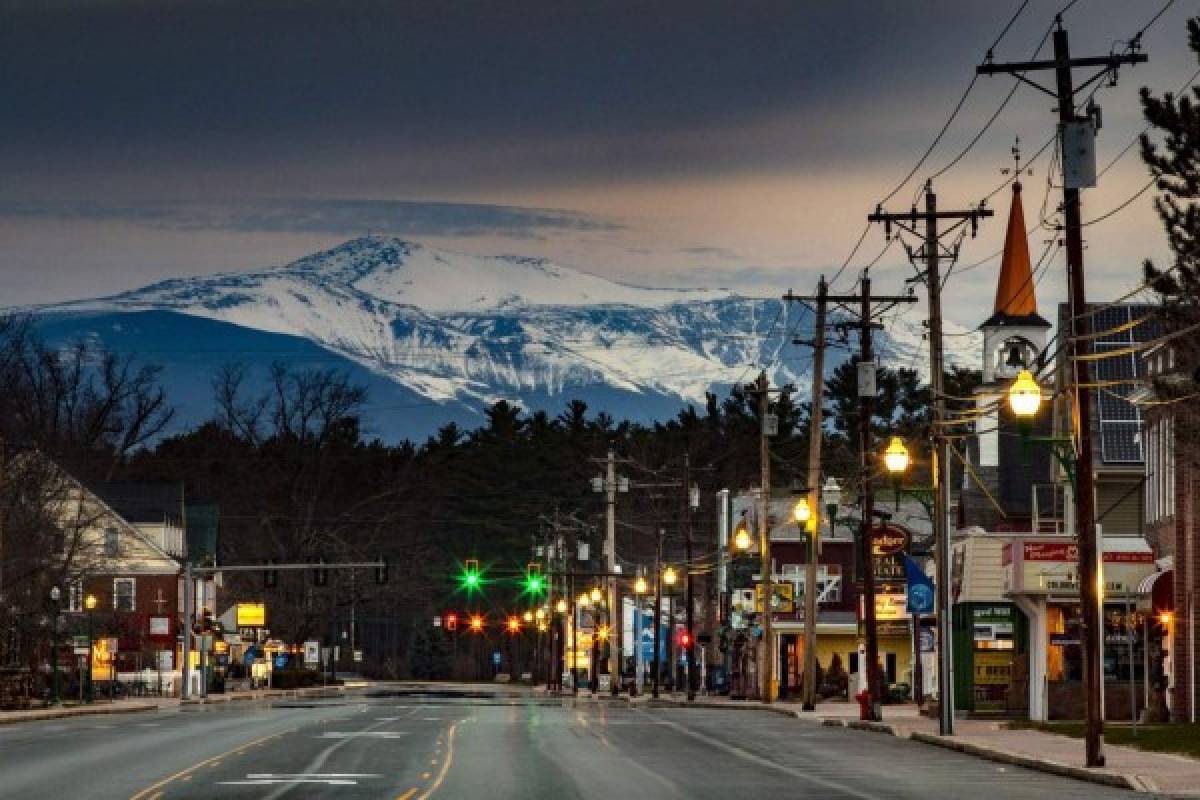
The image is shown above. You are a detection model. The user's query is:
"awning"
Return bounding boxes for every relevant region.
[1136,568,1173,611]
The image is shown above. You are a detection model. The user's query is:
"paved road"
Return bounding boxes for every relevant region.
[0,689,1143,799]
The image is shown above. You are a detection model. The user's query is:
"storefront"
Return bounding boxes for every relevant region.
[1004,536,1156,720]
[952,603,1028,714]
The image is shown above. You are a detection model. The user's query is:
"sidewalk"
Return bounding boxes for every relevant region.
[0,683,357,724]
[608,692,1200,796]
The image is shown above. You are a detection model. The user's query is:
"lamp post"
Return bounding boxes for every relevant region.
[48,586,61,707]
[633,569,647,696]
[1008,368,1104,764]
[84,594,97,702]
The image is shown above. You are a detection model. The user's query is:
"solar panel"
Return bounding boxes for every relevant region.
[1086,304,1150,464]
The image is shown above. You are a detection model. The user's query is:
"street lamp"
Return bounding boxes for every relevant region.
[793,497,811,524]
[555,598,568,614]
[578,593,591,609]
[535,607,547,621]
[522,611,533,623]
[883,436,910,475]
[48,586,61,707]
[733,523,752,552]
[84,594,97,703]
[634,575,648,595]
[822,477,842,533]
[589,586,603,605]
[1007,368,1043,421]
[662,566,677,587]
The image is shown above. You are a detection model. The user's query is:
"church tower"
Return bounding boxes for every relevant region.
[963,179,1052,529]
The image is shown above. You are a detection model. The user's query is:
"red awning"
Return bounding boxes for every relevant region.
[1137,569,1173,611]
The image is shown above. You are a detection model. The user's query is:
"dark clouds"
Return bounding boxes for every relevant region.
[0,198,619,237]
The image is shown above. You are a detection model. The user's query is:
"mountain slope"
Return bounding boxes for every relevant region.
[27,237,980,438]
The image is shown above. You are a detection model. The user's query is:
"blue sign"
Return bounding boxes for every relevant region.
[273,654,288,669]
[244,647,258,666]
[904,556,935,614]
[492,651,502,666]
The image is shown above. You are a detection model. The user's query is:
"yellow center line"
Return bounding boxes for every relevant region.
[421,772,432,780]
[127,729,292,800]
[396,789,418,800]
[418,721,459,800]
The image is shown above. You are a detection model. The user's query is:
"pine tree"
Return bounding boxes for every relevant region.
[1140,16,1200,394]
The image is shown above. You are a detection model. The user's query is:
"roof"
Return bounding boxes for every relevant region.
[1056,303,1165,465]
[986,182,1051,329]
[89,482,183,525]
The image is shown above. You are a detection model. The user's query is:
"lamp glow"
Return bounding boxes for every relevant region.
[793,497,811,523]
[663,566,678,586]
[634,576,648,594]
[733,525,752,551]
[883,436,910,475]
[1008,369,1042,418]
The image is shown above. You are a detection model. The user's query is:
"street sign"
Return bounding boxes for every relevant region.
[919,628,936,653]
[303,640,320,665]
[274,654,288,669]
[353,649,363,663]
[492,651,502,666]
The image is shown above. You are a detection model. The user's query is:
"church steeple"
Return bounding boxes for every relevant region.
[993,180,1039,319]
[979,176,1050,384]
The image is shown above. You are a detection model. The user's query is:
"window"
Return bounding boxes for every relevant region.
[104,527,119,556]
[66,582,83,613]
[113,578,135,612]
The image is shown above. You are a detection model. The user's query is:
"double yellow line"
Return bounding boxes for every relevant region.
[128,729,291,800]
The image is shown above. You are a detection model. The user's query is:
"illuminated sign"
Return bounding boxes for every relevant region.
[236,602,266,627]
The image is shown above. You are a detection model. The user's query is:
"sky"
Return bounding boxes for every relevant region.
[2,0,1197,331]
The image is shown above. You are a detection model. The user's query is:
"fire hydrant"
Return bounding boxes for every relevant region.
[855,689,871,720]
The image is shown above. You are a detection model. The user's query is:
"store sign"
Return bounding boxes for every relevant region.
[236,602,266,627]
[303,640,320,666]
[872,525,909,556]
[755,581,795,614]
[1021,542,1154,563]
[148,616,171,636]
[874,554,906,583]
[874,592,909,621]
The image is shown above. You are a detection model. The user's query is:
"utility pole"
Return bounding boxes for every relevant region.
[683,452,697,702]
[652,527,663,699]
[606,448,619,695]
[749,371,776,703]
[869,182,992,735]
[978,17,1146,767]
[858,275,883,722]
[797,278,828,712]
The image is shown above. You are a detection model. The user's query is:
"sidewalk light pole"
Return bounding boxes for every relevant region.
[84,594,97,702]
[48,586,61,707]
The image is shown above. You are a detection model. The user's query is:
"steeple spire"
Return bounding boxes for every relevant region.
[993,179,1039,318]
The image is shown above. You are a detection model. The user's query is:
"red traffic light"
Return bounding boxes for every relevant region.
[445,612,458,631]
[678,630,692,648]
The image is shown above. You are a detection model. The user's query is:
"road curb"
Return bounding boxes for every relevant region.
[180,686,348,706]
[641,698,803,719]
[909,731,1143,792]
[0,703,159,724]
[845,719,900,736]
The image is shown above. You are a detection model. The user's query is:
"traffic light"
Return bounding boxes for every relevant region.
[461,559,481,593]
[678,630,692,648]
[469,614,484,633]
[313,558,328,587]
[264,559,277,588]
[506,616,521,634]
[445,611,458,632]
[375,556,388,585]
[523,563,545,596]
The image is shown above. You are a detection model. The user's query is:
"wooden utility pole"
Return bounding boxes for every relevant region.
[652,527,664,698]
[750,371,776,703]
[801,278,828,712]
[605,448,619,695]
[978,17,1146,767]
[858,274,883,722]
[869,181,992,735]
[683,452,697,702]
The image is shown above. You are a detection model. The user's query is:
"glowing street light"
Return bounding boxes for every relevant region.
[883,436,910,475]
[589,586,603,605]
[522,610,533,623]
[535,607,547,621]
[555,598,568,614]
[634,575,648,595]
[663,566,678,586]
[793,497,811,523]
[1007,369,1043,419]
[733,523,752,552]
[578,593,591,608]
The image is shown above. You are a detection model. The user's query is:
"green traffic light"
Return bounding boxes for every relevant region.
[527,575,544,593]
[464,572,480,589]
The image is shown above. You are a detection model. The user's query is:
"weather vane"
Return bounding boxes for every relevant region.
[1001,137,1034,185]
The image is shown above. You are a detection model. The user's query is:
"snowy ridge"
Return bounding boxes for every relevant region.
[33,237,978,418]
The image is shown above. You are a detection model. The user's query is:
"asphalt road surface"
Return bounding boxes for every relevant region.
[0,688,1144,799]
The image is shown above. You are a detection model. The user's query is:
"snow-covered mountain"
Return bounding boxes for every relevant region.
[26,237,980,440]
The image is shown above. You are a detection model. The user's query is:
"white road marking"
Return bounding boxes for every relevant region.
[317,731,409,739]
[247,773,380,779]
[421,717,442,721]
[375,717,400,721]
[218,778,358,785]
